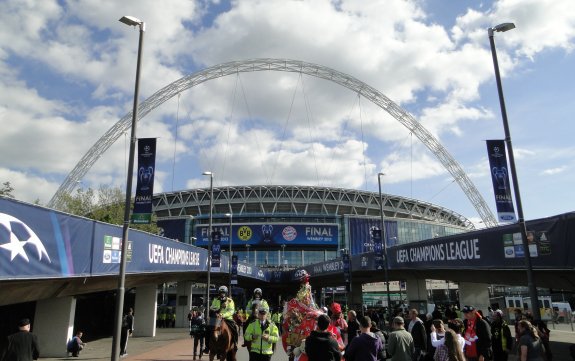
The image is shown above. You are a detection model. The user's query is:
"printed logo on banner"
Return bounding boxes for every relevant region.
[238,226,253,241]
[102,235,131,263]
[486,140,516,222]
[0,213,51,263]
[282,226,297,241]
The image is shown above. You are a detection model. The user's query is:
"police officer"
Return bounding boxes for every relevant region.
[209,286,239,350]
[244,288,270,348]
[244,306,279,361]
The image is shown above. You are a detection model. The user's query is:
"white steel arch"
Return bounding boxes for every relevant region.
[48,58,497,227]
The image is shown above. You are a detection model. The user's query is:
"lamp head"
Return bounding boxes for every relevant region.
[489,22,515,36]
[225,213,232,217]
[119,16,145,30]
[202,171,213,176]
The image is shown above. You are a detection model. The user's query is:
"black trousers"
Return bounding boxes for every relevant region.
[120,328,130,354]
[249,352,272,361]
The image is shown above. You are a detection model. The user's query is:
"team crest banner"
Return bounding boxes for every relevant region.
[211,230,221,270]
[486,139,516,223]
[132,138,156,224]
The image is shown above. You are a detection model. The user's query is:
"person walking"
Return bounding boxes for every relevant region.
[490,310,513,361]
[120,307,134,357]
[346,310,361,349]
[244,306,279,361]
[1,318,40,361]
[408,309,427,361]
[462,306,491,361]
[388,316,414,361]
[305,314,342,361]
[244,288,269,348]
[189,308,206,360]
[516,320,544,361]
[433,329,465,361]
[344,315,385,361]
[66,330,86,357]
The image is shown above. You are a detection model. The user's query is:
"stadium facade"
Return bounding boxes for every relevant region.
[154,185,473,269]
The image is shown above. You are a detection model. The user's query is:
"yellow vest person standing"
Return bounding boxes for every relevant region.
[244,306,279,361]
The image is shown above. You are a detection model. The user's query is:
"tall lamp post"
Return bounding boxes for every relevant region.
[112,15,145,361]
[488,23,540,321]
[377,172,393,327]
[203,171,214,320]
[225,213,233,294]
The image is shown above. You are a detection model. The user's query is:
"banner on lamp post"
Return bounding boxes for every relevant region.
[132,138,156,224]
[231,255,238,285]
[371,227,384,270]
[486,140,516,223]
[211,230,221,270]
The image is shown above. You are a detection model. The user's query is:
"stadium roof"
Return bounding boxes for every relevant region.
[153,185,474,229]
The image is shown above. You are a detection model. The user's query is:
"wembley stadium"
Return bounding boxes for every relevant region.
[154,184,473,269]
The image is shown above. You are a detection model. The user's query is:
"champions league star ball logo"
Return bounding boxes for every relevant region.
[0,213,51,263]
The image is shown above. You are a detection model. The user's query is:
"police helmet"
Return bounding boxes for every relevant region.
[254,288,262,296]
[258,305,269,314]
[218,285,228,294]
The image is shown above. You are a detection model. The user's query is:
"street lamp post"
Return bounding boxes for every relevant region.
[281,244,286,268]
[488,23,540,321]
[225,213,233,294]
[246,244,250,264]
[203,171,214,320]
[112,15,145,361]
[377,172,393,327]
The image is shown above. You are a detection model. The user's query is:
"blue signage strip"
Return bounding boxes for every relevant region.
[195,223,338,246]
[342,251,351,283]
[486,139,516,223]
[231,255,238,285]
[132,138,156,224]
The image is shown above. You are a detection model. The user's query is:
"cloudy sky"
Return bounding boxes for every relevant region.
[1,0,574,226]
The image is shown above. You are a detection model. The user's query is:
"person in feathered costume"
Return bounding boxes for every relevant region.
[281,271,344,361]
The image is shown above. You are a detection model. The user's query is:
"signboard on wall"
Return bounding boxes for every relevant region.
[195,223,338,246]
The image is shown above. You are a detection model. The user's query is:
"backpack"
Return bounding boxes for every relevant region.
[122,315,130,328]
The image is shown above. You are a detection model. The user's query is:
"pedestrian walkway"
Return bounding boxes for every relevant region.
[38,325,574,361]
[39,328,288,361]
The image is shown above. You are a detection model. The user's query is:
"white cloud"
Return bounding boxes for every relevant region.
[541,166,566,176]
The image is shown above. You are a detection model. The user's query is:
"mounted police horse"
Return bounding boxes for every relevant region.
[208,313,237,361]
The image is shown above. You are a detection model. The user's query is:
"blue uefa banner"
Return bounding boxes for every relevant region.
[342,251,351,283]
[211,230,221,269]
[195,223,338,246]
[231,255,238,284]
[157,218,187,242]
[486,139,516,223]
[371,227,384,270]
[132,138,156,224]
[348,218,398,255]
[0,198,92,279]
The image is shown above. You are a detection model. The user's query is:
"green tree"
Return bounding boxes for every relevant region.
[59,185,160,234]
[0,181,14,198]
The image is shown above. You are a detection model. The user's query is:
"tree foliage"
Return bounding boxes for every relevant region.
[59,184,160,234]
[0,181,14,198]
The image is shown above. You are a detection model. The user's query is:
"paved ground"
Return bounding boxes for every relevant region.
[40,324,574,361]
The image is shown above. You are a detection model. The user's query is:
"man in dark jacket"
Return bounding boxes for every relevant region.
[1,318,40,361]
[306,314,341,361]
[346,310,361,349]
[345,316,384,361]
[462,305,492,361]
[407,309,427,361]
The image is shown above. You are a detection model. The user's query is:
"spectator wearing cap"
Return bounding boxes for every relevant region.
[244,306,279,361]
[388,316,414,361]
[330,303,348,342]
[462,305,492,361]
[490,310,512,361]
[1,318,40,361]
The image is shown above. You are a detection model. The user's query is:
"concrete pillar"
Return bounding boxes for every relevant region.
[458,282,490,314]
[34,296,76,357]
[134,284,157,337]
[175,281,194,328]
[349,281,363,312]
[405,278,429,314]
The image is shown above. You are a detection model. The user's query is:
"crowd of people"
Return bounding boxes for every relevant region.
[185,284,560,361]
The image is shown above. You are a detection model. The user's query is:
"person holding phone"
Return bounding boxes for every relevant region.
[244,306,279,361]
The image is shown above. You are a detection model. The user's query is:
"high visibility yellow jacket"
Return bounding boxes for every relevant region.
[244,319,279,355]
[210,297,235,320]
